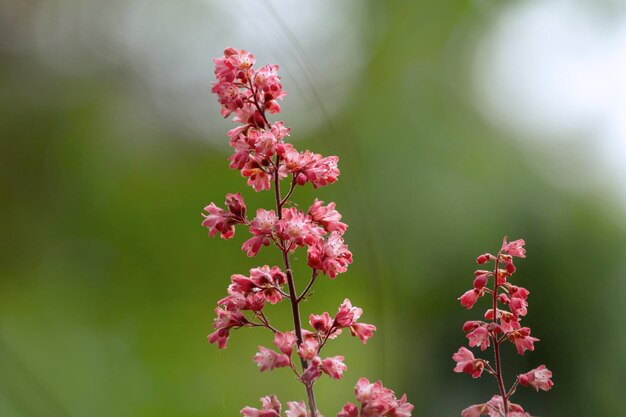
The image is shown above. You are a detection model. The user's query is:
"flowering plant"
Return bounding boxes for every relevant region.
[203,47,413,417]
[454,238,554,416]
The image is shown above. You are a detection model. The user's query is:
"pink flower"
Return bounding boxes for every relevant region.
[242,208,277,257]
[466,325,490,351]
[485,309,521,333]
[476,253,494,264]
[501,237,526,258]
[462,396,527,417]
[212,81,244,117]
[308,199,348,235]
[300,357,323,384]
[240,395,281,417]
[274,331,298,356]
[228,133,253,170]
[271,122,290,140]
[242,235,270,257]
[518,365,554,391]
[254,64,286,104]
[241,128,278,158]
[214,47,255,83]
[459,289,483,309]
[241,158,272,192]
[335,299,362,327]
[201,193,247,239]
[320,356,347,379]
[277,208,323,248]
[254,346,290,372]
[353,378,413,417]
[508,296,528,317]
[321,299,378,343]
[224,266,286,306]
[307,232,353,278]
[305,155,340,189]
[309,312,333,334]
[249,265,287,304]
[507,327,539,355]
[278,145,340,189]
[461,403,487,417]
[250,208,277,234]
[208,307,249,349]
[350,322,377,344]
[337,403,358,417]
[453,347,485,378]
[393,395,414,417]
[285,401,307,417]
[473,274,489,290]
[297,338,319,361]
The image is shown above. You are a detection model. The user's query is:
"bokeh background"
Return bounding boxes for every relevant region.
[1,0,625,416]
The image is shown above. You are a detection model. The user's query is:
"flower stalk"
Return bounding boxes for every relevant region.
[454,238,554,417]
[203,47,413,417]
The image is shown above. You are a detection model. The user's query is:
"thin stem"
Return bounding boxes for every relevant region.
[506,379,520,399]
[273,153,319,415]
[280,177,297,207]
[297,270,318,303]
[250,76,319,415]
[491,253,509,413]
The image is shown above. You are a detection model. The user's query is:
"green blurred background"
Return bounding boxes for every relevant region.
[1,1,625,416]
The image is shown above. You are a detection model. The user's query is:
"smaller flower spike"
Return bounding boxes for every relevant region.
[453,237,553,416]
[518,365,554,392]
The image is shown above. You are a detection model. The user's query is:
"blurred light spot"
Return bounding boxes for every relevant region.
[473,0,626,205]
[28,0,369,142]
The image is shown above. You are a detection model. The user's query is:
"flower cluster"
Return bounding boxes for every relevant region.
[204,48,412,417]
[337,378,414,417]
[453,237,553,416]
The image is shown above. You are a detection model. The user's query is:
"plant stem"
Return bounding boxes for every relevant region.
[251,80,319,416]
[492,254,508,414]
[273,154,319,416]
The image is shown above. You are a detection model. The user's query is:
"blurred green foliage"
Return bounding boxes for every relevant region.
[1,1,625,416]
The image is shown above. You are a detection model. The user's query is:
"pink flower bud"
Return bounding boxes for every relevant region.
[476,254,492,264]
[458,289,482,309]
[473,274,488,290]
[505,261,516,274]
[463,320,483,332]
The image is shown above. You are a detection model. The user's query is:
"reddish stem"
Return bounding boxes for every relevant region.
[492,254,509,414]
[252,81,318,414]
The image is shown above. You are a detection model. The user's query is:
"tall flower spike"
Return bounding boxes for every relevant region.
[453,237,553,417]
[203,47,412,417]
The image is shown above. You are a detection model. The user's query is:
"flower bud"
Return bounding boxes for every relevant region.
[473,274,488,290]
[476,254,490,264]
[505,261,516,274]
